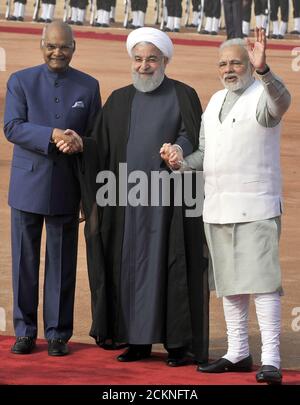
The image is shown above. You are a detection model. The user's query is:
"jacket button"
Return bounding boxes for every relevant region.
[55,97,60,103]
[54,81,59,87]
[55,114,60,119]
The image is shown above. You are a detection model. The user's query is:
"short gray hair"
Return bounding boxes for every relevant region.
[219,38,250,65]
[219,38,247,51]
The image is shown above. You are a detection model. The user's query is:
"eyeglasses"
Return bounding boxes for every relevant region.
[133,56,163,64]
[41,40,74,52]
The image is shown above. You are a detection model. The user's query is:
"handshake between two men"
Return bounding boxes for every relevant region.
[51,128,83,154]
[160,143,184,171]
[53,134,185,166]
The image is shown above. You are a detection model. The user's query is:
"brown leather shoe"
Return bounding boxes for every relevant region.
[11,337,36,354]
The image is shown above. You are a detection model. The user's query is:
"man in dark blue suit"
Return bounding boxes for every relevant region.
[4,21,101,356]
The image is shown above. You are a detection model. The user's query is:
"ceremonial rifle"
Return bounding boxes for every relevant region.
[265,0,271,38]
[197,0,205,33]
[160,0,165,30]
[5,0,11,19]
[63,0,70,22]
[123,0,131,28]
[184,0,191,27]
[33,0,41,21]
[90,0,96,25]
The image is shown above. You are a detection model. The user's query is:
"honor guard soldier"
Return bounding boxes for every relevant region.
[270,0,289,39]
[37,0,56,23]
[7,0,26,21]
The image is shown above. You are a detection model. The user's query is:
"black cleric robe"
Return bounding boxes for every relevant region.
[79,77,209,362]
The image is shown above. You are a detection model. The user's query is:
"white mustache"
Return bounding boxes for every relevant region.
[224,74,238,80]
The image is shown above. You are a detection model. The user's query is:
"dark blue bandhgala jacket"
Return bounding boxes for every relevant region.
[4,63,100,215]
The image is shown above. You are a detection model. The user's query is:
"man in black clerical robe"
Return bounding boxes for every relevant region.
[79,27,209,367]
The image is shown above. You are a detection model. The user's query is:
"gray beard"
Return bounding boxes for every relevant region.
[132,69,165,93]
[221,67,254,92]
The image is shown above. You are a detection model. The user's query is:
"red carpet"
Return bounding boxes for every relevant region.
[0,25,297,51]
[0,335,299,385]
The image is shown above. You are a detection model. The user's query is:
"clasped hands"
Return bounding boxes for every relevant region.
[160,143,183,170]
[52,128,83,154]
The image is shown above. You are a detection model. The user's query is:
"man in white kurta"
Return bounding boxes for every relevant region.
[160,28,291,384]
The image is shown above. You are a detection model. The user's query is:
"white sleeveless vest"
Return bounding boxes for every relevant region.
[203,80,282,224]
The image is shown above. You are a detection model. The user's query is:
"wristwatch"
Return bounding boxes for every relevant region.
[256,64,270,75]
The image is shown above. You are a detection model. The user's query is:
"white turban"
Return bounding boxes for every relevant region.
[126,27,174,60]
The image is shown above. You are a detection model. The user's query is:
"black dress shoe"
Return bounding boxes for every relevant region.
[198,355,253,373]
[256,365,282,385]
[96,339,128,350]
[166,347,190,367]
[11,337,36,354]
[117,344,151,362]
[48,339,69,356]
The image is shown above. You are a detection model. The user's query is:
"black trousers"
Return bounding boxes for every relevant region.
[243,0,268,22]
[204,0,221,18]
[165,0,182,18]
[97,0,112,12]
[192,0,200,12]
[254,0,268,15]
[293,0,300,18]
[243,0,252,21]
[270,0,289,22]
[14,0,27,4]
[131,0,148,13]
[70,0,88,9]
[223,0,243,38]
[42,0,56,5]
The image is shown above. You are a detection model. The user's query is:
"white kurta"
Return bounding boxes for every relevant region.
[203,80,283,296]
[204,218,282,297]
[203,80,282,224]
